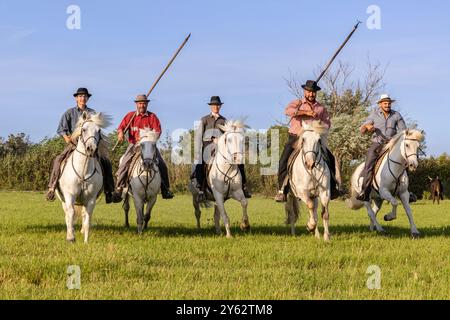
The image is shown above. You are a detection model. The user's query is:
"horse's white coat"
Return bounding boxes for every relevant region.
[190,120,250,238]
[285,121,331,241]
[57,112,111,243]
[348,129,424,237]
[122,128,161,234]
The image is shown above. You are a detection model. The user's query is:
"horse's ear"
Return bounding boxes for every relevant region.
[405,128,410,136]
[217,124,226,132]
[82,111,88,121]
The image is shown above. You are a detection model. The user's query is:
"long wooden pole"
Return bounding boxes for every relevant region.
[112,33,191,151]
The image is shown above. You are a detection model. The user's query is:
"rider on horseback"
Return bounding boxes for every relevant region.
[111,94,174,202]
[274,80,340,202]
[45,88,115,203]
[356,94,406,202]
[194,96,252,200]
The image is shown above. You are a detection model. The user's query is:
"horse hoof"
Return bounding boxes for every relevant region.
[384,215,396,222]
[226,234,233,239]
[67,238,75,243]
[240,222,251,232]
[411,233,420,240]
[306,224,316,233]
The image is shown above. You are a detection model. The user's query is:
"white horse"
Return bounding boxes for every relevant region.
[285,120,332,241]
[347,129,424,238]
[190,120,250,238]
[122,128,161,234]
[57,112,111,243]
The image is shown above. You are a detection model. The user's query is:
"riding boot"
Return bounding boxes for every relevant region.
[157,151,174,199]
[356,142,382,202]
[46,144,75,202]
[325,149,340,200]
[275,134,297,202]
[238,164,252,198]
[195,163,206,201]
[100,157,114,204]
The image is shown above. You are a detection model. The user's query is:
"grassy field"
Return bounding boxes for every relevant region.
[0,191,450,300]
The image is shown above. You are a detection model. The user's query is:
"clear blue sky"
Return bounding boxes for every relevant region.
[0,0,449,156]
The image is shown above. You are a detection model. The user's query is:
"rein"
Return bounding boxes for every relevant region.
[214,131,243,198]
[373,135,423,195]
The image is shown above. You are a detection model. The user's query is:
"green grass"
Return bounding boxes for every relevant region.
[0,191,450,300]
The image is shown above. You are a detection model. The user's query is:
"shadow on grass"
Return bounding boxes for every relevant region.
[23,222,450,239]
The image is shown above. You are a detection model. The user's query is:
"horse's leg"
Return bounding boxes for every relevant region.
[215,193,232,238]
[285,194,298,236]
[123,193,130,228]
[80,206,86,234]
[364,201,385,233]
[313,198,321,239]
[63,195,76,242]
[232,189,250,232]
[214,204,221,235]
[319,192,331,241]
[193,195,201,230]
[82,200,96,243]
[399,190,420,239]
[144,194,157,230]
[305,196,316,233]
[370,198,383,231]
[381,188,398,222]
[133,196,145,235]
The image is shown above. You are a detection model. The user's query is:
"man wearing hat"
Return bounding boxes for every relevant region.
[46,88,115,203]
[356,94,406,201]
[274,80,340,202]
[111,94,174,202]
[194,96,251,199]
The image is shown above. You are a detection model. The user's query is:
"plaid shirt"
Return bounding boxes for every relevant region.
[363,109,406,144]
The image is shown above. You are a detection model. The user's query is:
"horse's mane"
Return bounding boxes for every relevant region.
[71,112,112,158]
[381,129,425,153]
[299,120,329,136]
[139,128,159,143]
[222,119,249,132]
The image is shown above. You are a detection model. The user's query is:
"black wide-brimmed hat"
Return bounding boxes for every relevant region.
[73,88,92,97]
[301,80,321,92]
[208,96,224,106]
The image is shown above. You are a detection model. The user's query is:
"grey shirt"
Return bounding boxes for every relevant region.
[57,106,96,137]
[363,109,407,144]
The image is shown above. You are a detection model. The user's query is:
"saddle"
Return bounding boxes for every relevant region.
[373,147,390,178]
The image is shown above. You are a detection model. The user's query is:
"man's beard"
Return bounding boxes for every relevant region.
[306,96,316,103]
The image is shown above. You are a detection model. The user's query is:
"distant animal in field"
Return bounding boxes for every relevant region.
[428,176,444,204]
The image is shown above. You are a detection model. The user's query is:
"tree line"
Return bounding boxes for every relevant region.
[0,60,446,199]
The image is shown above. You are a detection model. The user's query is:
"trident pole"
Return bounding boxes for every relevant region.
[112,33,191,151]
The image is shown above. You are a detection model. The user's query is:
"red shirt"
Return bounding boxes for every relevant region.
[118,111,161,144]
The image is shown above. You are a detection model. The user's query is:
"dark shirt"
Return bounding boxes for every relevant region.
[57,106,96,137]
[363,109,407,144]
[194,113,227,164]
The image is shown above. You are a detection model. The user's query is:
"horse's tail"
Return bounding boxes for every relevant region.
[346,188,365,210]
[74,205,83,221]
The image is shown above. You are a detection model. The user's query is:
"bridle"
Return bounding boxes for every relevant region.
[76,120,101,158]
[215,131,244,198]
[72,120,101,184]
[376,134,424,195]
[135,139,158,201]
[299,130,327,192]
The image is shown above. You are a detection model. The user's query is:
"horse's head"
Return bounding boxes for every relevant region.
[401,129,425,172]
[76,112,111,157]
[138,128,159,171]
[301,120,328,170]
[217,120,248,164]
